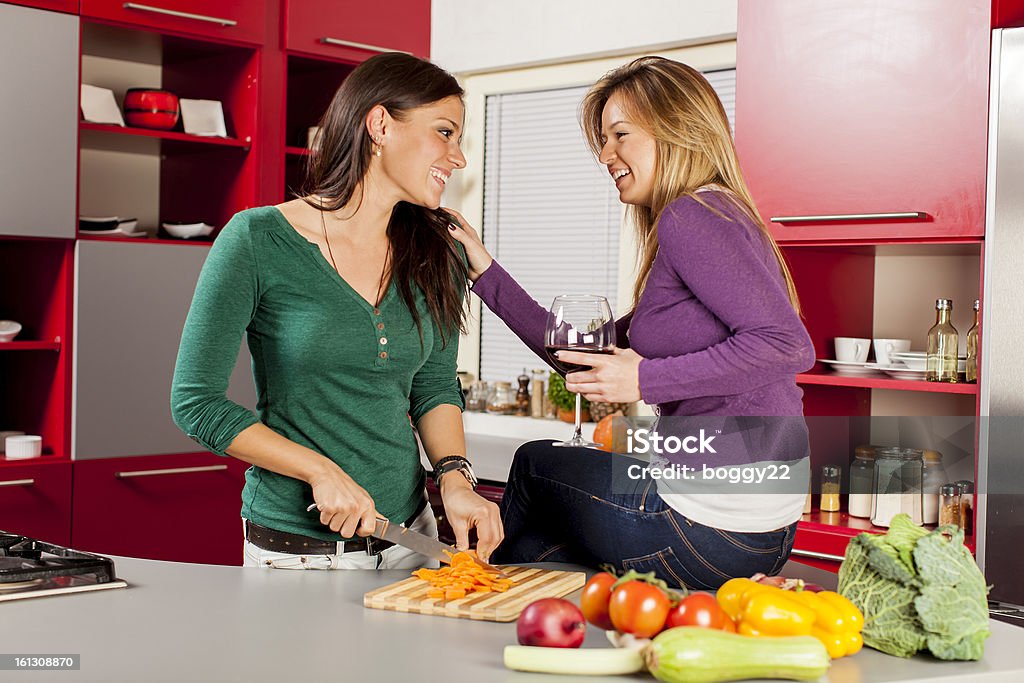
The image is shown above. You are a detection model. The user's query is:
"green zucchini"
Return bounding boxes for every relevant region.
[645,627,831,683]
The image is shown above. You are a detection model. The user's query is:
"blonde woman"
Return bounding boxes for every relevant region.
[447,57,814,589]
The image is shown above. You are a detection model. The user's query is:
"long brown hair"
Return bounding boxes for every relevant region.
[302,52,469,345]
[580,56,800,314]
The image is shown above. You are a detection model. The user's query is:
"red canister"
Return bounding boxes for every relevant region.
[123,88,180,130]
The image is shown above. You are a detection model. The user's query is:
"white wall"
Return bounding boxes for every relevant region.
[431,0,737,74]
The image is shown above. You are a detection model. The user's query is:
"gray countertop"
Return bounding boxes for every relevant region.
[1,557,1022,683]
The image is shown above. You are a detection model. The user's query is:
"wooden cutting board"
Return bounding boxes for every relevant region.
[363,566,586,622]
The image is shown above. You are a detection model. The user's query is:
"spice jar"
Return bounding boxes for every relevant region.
[848,446,876,518]
[871,447,924,527]
[530,369,546,418]
[466,381,489,412]
[820,465,841,512]
[515,370,531,417]
[955,480,974,534]
[921,450,948,525]
[487,381,516,415]
[939,483,962,528]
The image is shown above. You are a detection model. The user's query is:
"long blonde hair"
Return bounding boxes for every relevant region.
[580,56,800,314]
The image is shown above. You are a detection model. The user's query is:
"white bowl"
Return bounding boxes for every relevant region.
[162,222,214,239]
[0,320,22,343]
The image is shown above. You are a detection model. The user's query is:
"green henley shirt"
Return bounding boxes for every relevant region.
[170,206,465,540]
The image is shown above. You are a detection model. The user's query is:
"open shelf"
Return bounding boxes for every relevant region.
[0,341,61,352]
[80,122,249,149]
[797,370,978,394]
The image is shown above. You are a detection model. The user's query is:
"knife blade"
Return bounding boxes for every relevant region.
[372,516,509,578]
[304,503,506,577]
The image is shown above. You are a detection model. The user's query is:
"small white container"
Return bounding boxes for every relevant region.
[0,431,26,454]
[5,435,42,460]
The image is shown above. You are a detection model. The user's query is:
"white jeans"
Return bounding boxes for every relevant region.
[242,503,440,570]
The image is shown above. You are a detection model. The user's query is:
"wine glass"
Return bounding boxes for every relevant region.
[544,295,616,448]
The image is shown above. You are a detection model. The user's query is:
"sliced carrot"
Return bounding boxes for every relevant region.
[410,551,513,601]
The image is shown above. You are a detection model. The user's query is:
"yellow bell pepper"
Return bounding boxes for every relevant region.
[716,581,864,658]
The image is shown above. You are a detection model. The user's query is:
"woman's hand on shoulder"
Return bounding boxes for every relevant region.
[439,476,504,563]
[443,208,493,282]
[561,347,644,404]
[307,464,378,539]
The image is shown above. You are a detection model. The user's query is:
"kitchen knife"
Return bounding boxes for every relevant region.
[372,516,509,578]
[305,503,506,577]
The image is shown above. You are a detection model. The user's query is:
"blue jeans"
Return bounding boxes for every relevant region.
[491,440,797,590]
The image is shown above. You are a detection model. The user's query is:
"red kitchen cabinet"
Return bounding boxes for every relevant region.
[5,1,78,13]
[0,460,72,545]
[81,0,265,45]
[285,0,430,61]
[71,453,250,565]
[736,0,991,242]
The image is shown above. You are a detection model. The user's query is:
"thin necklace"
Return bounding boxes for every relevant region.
[319,205,391,307]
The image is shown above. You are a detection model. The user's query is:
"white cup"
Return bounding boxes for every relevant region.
[5,435,42,460]
[0,430,26,455]
[835,337,870,363]
[873,338,912,366]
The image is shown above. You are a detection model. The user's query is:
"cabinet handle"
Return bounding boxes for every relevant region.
[115,465,228,479]
[122,3,237,27]
[0,478,35,488]
[790,547,846,562]
[770,212,928,224]
[320,37,411,56]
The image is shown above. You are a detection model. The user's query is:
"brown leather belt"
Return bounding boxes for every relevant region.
[245,495,429,556]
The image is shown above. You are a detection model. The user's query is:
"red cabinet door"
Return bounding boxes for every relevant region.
[5,1,78,12]
[0,461,72,545]
[736,0,991,242]
[286,0,430,61]
[81,0,265,45]
[72,453,249,565]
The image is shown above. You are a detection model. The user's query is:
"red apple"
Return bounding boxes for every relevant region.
[516,598,587,648]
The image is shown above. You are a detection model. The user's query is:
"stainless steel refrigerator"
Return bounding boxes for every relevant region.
[978,26,1024,611]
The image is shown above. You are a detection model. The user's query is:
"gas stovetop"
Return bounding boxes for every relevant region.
[0,531,127,602]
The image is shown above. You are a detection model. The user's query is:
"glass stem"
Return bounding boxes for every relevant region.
[573,393,583,440]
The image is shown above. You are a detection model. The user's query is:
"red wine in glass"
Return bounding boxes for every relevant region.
[544,345,615,375]
[545,295,616,448]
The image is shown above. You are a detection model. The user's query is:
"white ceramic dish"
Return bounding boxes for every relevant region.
[0,320,22,343]
[819,359,885,376]
[162,222,214,239]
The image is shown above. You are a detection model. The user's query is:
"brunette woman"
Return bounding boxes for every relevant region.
[172,53,502,570]
[448,56,814,588]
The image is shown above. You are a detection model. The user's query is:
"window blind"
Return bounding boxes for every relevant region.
[479,86,621,383]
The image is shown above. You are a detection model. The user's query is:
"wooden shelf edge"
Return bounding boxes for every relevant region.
[797,371,979,394]
[80,122,249,149]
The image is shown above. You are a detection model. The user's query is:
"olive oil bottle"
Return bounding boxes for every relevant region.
[966,300,980,383]
[926,299,959,383]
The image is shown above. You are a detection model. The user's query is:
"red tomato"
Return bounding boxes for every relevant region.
[608,580,670,638]
[580,572,617,630]
[665,592,732,631]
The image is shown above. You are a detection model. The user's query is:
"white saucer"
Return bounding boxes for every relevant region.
[818,359,883,376]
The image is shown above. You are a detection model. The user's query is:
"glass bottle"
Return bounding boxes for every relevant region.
[926,298,959,383]
[530,369,546,418]
[966,300,979,384]
[515,369,531,417]
[921,450,948,525]
[939,483,962,528]
[820,465,841,512]
[871,447,924,527]
[848,445,876,518]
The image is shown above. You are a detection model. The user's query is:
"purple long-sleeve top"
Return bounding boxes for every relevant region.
[472,190,815,418]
